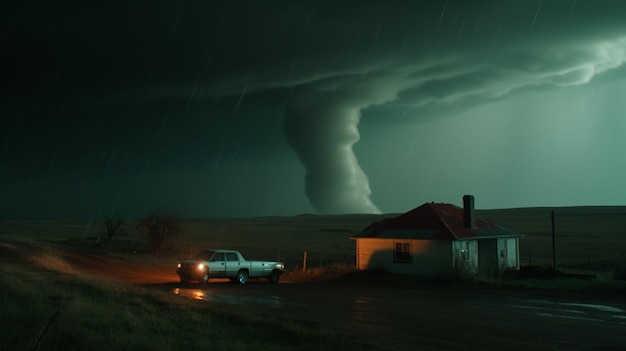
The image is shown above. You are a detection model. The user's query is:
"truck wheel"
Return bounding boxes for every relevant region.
[199,274,209,284]
[269,270,280,284]
[236,270,248,285]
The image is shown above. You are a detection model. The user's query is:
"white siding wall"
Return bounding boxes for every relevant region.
[355,238,452,276]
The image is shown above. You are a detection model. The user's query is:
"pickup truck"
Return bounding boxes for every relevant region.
[176,249,285,284]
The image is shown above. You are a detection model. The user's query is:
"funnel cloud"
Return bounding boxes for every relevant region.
[285,87,391,213]
[285,102,377,213]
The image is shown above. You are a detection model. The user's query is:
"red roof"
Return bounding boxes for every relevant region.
[353,202,522,240]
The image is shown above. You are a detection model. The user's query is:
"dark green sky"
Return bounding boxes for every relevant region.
[1,0,626,219]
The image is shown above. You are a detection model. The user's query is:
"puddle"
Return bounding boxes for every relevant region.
[536,312,603,322]
[173,288,284,308]
[559,303,625,313]
[512,299,626,325]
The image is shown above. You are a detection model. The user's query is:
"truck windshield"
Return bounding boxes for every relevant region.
[194,250,215,260]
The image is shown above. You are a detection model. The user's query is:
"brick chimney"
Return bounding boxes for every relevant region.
[463,195,475,228]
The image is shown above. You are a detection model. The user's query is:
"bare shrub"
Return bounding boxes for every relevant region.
[136,212,184,254]
[102,215,126,241]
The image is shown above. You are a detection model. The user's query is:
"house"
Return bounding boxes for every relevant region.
[351,195,523,277]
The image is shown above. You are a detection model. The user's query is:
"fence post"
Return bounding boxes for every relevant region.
[303,251,307,272]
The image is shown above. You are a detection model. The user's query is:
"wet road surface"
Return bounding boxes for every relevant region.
[172,279,626,350]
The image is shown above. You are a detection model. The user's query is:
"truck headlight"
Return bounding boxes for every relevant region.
[177,263,181,268]
[197,263,205,270]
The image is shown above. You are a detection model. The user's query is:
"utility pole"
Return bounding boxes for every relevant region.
[551,210,557,276]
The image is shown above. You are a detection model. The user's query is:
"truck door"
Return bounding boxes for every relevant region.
[208,252,226,277]
[225,252,242,276]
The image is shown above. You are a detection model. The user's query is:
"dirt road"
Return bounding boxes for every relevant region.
[51,243,626,350]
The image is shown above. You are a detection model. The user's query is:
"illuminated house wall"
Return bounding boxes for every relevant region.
[352,196,523,277]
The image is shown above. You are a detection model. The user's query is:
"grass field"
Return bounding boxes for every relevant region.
[2,206,625,273]
[479,206,626,272]
[1,206,625,350]
[0,239,377,351]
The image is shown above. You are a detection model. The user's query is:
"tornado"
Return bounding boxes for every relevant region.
[284,90,381,214]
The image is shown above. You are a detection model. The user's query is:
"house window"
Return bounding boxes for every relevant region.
[394,242,412,263]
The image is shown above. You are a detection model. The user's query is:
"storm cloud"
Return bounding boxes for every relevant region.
[268,0,626,213]
[2,0,626,218]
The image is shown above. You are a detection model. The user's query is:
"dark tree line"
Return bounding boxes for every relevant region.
[102,212,183,253]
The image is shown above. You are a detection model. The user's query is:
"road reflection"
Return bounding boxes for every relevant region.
[510,299,626,325]
[174,287,283,307]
